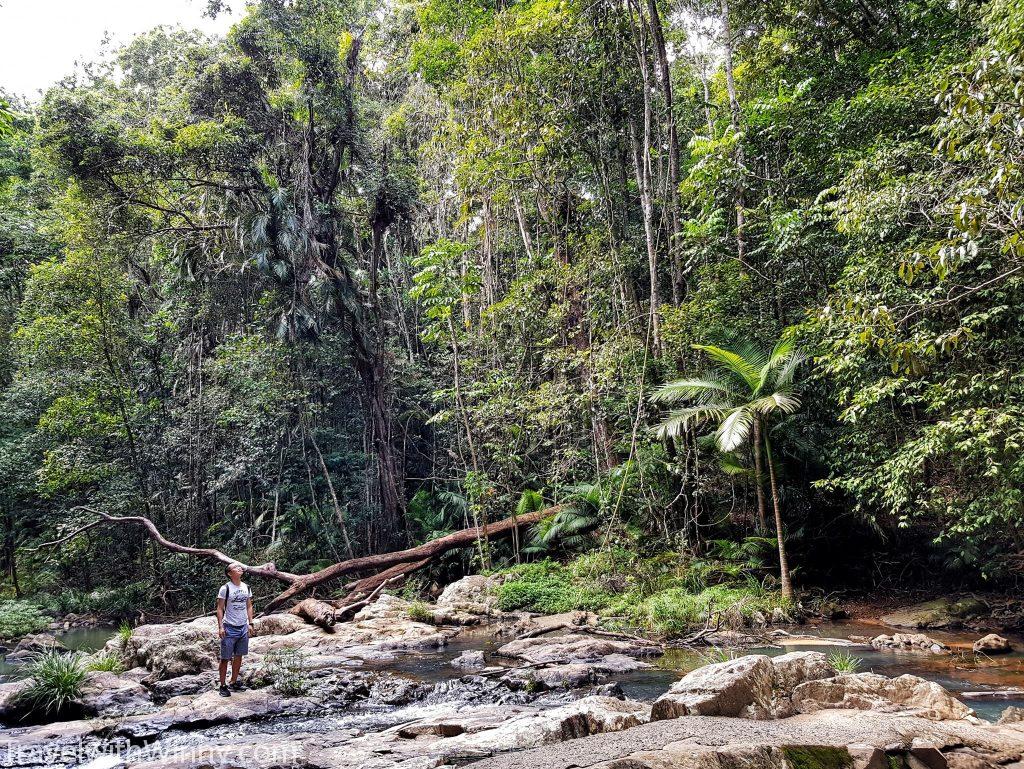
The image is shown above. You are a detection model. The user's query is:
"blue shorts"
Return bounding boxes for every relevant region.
[220,624,249,660]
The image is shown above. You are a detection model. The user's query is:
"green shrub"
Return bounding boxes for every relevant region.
[827,650,862,673]
[85,651,125,674]
[51,582,151,619]
[491,549,788,638]
[16,651,86,718]
[257,648,309,696]
[0,600,48,640]
[407,601,436,624]
[496,559,613,614]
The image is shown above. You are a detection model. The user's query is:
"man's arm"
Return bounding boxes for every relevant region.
[216,598,226,638]
[247,596,254,628]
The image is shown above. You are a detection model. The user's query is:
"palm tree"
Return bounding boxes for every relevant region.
[651,338,805,601]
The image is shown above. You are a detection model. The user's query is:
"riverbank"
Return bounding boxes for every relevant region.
[4,577,1024,767]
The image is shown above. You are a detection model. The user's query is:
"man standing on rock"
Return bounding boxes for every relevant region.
[216,562,254,697]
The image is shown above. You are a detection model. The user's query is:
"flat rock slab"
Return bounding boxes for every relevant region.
[463,711,1024,769]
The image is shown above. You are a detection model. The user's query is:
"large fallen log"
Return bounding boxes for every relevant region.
[35,504,561,613]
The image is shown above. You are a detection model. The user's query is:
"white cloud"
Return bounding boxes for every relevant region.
[0,0,243,101]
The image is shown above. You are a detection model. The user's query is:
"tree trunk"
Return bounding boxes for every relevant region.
[751,418,769,531]
[46,504,562,613]
[764,437,793,601]
[646,0,684,304]
[627,0,662,353]
[721,0,749,275]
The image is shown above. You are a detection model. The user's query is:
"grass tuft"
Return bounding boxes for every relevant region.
[827,650,862,673]
[85,650,125,674]
[15,650,86,718]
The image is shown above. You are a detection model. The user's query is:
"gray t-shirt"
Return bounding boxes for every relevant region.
[217,581,251,627]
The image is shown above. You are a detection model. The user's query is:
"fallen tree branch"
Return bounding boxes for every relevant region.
[36,504,561,613]
[516,622,659,646]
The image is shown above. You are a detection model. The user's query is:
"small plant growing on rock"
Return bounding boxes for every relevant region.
[85,650,125,674]
[259,648,309,696]
[16,650,87,718]
[827,650,861,673]
[116,621,133,648]
[407,601,436,625]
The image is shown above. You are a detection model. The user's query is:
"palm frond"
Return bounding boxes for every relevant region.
[773,350,807,390]
[693,344,761,391]
[654,404,731,439]
[715,406,754,452]
[748,392,802,416]
[650,375,738,405]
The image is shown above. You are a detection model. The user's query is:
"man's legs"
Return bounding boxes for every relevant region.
[230,655,242,684]
[219,659,229,686]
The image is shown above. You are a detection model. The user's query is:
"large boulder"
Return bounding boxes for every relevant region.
[651,652,836,721]
[118,621,218,678]
[436,574,506,616]
[973,634,1012,655]
[652,655,777,720]
[792,672,974,721]
[495,633,662,665]
[881,597,988,630]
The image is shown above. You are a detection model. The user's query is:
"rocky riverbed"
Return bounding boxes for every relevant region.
[4,581,1024,768]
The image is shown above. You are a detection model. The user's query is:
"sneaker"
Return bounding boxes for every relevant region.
[218,684,231,697]
[230,680,247,692]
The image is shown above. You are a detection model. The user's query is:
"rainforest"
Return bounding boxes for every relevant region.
[2,0,1024,765]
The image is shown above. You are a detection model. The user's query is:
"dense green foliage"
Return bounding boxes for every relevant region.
[1,0,1023,618]
[495,547,789,636]
[0,601,47,639]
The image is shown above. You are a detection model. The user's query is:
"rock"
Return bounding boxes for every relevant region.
[872,633,950,653]
[848,743,888,769]
[79,671,152,717]
[495,633,662,665]
[436,574,506,616]
[503,663,601,691]
[115,686,319,739]
[0,678,32,719]
[367,675,428,705]
[148,671,216,700]
[910,739,949,769]
[6,632,66,659]
[655,651,838,723]
[451,650,486,670]
[770,651,838,718]
[973,634,1012,655]
[792,672,974,721]
[118,621,218,678]
[882,597,988,630]
[652,654,777,720]
[252,613,307,636]
[945,753,1000,769]
[999,706,1024,724]
[651,652,836,721]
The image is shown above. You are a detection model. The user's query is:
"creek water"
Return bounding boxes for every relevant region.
[0,627,113,680]
[4,617,1024,763]
[356,621,1024,722]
